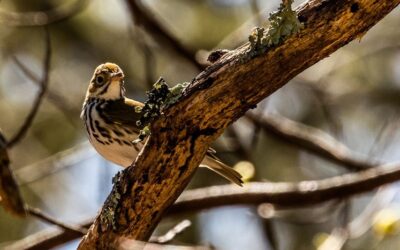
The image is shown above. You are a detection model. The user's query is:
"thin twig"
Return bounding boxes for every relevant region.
[249,0,263,26]
[12,56,78,125]
[129,26,157,89]
[7,28,51,148]
[26,205,87,235]
[125,0,203,70]
[5,218,202,250]
[12,57,41,83]
[296,79,344,137]
[150,220,191,244]
[2,134,87,239]
[246,112,378,171]
[226,126,252,160]
[262,219,278,250]
[5,218,94,250]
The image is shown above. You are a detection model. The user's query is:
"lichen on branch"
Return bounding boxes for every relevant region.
[245,0,303,58]
[99,171,124,231]
[133,78,189,143]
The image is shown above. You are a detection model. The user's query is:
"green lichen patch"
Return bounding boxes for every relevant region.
[244,0,303,60]
[133,78,189,143]
[100,171,123,231]
[267,0,303,45]
[165,82,190,106]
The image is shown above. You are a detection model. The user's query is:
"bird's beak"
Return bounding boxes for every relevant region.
[111,72,124,81]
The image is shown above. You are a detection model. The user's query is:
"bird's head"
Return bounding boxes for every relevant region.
[86,62,126,100]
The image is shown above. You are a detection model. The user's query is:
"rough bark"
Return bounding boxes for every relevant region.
[78,0,400,249]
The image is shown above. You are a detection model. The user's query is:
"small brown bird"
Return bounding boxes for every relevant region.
[81,63,242,185]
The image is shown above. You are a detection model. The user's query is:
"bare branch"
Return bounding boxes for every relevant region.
[12,57,41,83]
[318,187,396,250]
[77,0,400,248]
[26,205,87,235]
[13,160,400,248]
[2,133,86,238]
[129,26,157,89]
[5,218,201,250]
[249,0,263,26]
[12,56,78,125]
[150,220,191,244]
[7,28,51,148]
[4,218,93,250]
[170,162,400,214]
[246,112,377,171]
[125,0,203,70]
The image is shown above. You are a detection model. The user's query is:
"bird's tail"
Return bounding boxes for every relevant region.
[200,156,243,186]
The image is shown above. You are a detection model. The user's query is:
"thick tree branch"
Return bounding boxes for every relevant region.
[246,112,377,171]
[79,1,400,248]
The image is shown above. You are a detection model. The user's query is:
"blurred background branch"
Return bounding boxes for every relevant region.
[9,160,400,249]
[25,205,87,235]
[246,112,377,171]
[125,0,203,70]
[6,28,51,148]
[12,56,78,126]
[171,162,400,213]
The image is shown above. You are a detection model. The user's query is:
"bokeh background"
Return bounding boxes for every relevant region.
[1,0,400,249]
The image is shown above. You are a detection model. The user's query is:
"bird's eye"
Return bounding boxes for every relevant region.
[95,75,105,85]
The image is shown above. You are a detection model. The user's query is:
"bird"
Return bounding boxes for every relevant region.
[81,62,243,186]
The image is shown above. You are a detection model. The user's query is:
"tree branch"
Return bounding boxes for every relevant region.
[26,206,87,235]
[124,0,203,70]
[1,28,88,239]
[12,56,78,126]
[246,112,377,171]
[7,28,51,148]
[169,162,400,214]
[5,219,94,250]
[149,219,191,244]
[79,1,400,248]
[12,161,400,249]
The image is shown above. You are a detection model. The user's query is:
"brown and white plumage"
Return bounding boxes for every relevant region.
[81,62,243,186]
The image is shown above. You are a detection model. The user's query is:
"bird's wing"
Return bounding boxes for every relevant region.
[101,98,144,133]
